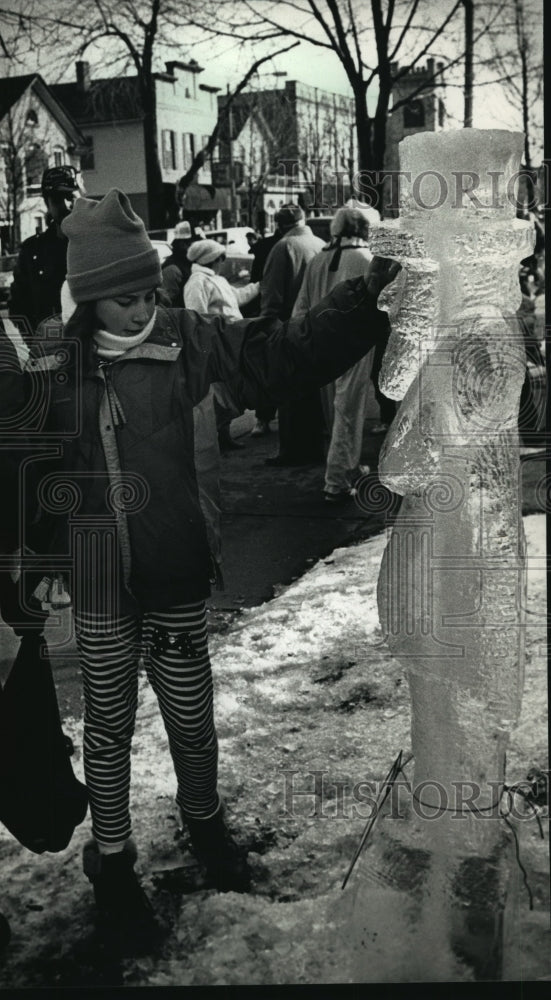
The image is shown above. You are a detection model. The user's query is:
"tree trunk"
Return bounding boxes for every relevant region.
[372,65,392,214]
[141,81,166,230]
[353,85,373,177]
[463,0,474,127]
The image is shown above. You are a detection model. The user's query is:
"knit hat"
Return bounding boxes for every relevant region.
[275,203,304,231]
[344,198,380,225]
[61,189,162,302]
[330,206,374,239]
[186,239,226,266]
[173,220,192,240]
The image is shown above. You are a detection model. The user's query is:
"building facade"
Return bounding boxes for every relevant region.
[52,60,223,229]
[217,79,357,232]
[383,58,447,215]
[0,74,83,251]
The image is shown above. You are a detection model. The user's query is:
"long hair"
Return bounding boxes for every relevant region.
[62,301,97,380]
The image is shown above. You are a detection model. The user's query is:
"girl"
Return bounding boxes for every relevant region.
[24,189,399,952]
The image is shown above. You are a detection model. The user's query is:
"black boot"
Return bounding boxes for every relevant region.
[83,838,161,954]
[185,808,251,893]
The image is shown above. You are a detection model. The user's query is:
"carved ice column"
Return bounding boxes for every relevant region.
[344,131,534,982]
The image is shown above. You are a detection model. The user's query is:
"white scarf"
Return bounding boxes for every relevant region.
[60,280,156,359]
[93,311,156,358]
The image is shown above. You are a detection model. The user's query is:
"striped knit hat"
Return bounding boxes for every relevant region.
[61,189,161,302]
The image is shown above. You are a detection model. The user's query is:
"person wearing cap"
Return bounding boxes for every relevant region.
[184,238,260,452]
[292,205,404,502]
[260,203,326,466]
[8,165,80,337]
[160,220,200,306]
[184,238,259,318]
[19,188,399,953]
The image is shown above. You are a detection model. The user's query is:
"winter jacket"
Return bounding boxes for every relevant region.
[250,232,282,283]
[8,223,68,338]
[19,281,390,615]
[293,238,374,317]
[184,263,259,319]
[260,222,325,320]
[161,253,192,306]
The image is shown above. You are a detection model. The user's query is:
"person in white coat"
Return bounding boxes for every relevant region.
[184,241,259,450]
[184,239,259,321]
[293,206,387,501]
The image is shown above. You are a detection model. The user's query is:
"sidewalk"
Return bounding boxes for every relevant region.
[0,512,547,987]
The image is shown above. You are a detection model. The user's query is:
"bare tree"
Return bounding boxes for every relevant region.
[175,41,299,205]
[0,108,26,251]
[187,0,507,210]
[0,2,304,228]
[482,0,542,169]
[0,77,62,250]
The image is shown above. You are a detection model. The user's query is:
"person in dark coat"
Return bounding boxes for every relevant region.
[8,166,80,338]
[241,228,282,433]
[260,204,327,465]
[160,220,203,306]
[16,188,400,953]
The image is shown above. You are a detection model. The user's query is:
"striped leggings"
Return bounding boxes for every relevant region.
[74,601,219,845]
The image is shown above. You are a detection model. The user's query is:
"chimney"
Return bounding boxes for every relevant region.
[76,61,91,93]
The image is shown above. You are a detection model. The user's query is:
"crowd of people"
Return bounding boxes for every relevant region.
[0,167,403,956]
[0,164,545,956]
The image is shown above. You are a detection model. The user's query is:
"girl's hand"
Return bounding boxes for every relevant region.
[33,574,72,610]
[365,256,402,300]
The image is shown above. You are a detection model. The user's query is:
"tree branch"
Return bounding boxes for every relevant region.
[177,39,300,194]
[391,0,463,83]
[388,0,421,63]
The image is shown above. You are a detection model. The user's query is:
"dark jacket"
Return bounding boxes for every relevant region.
[20,280,389,615]
[250,232,281,283]
[161,253,192,306]
[8,224,68,337]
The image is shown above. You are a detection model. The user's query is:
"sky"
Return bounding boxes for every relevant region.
[0,0,544,158]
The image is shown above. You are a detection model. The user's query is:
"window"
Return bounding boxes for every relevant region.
[34,216,44,234]
[182,132,195,170]
[438,98,445,128]
[25,109,38,127]
[161,129,177,170]
[81,135,95,170]
[25,144,48,191]
[403,99,425,128]
[53,148,64,167]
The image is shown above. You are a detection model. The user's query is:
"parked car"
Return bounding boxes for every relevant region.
[0,254,17,306]
[208,227,255,255]
[148,228,175,244]
[150,239,172,264]
[220,253,253,285]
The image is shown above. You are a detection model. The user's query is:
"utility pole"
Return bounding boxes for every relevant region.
[463,0,474,127]
[227,84,237,225]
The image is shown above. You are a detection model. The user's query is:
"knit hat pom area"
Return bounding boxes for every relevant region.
[62,189,162,303]
[186,239,226,267]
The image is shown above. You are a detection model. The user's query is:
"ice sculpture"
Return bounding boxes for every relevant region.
[346,131,534,982]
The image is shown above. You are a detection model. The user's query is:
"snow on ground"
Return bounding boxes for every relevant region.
[0,516,547,987]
